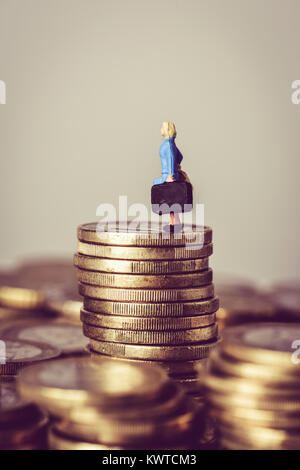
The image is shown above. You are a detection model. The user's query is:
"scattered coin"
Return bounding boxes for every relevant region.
[0,339,60,376]
[0,322,88,355]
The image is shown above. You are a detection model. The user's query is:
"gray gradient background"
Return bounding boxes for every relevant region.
[0,0,299,282]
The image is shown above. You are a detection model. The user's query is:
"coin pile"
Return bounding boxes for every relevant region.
[17,357,203,450]
[74,222,219,402]
[0,378,48,450]
[0,321,88,359]
[0,259,82,323]
[203,323,300,450]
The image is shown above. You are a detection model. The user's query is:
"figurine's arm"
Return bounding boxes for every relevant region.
[166,141,176,175]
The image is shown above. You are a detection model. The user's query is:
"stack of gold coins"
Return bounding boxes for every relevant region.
[17,357,203,450]
[74,222,219,402]
[0,378,48,450]
[202,323,300,450]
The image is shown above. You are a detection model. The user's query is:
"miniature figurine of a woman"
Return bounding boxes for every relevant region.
[153,122,191,226]
[153,122,183,185]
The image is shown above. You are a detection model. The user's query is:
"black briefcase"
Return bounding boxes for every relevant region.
[151,181,193,214]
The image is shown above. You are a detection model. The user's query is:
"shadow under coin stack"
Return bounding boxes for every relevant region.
[203,323,300,450]
[17,357,203,450]
[75,222,219,413]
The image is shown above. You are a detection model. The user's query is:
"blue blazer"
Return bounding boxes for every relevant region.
[153,137,183,185]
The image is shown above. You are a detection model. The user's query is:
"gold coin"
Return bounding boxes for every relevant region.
[89,350,209,376]
[55,400,197,445]
[81,308,216,330]
[89,337,219,361]
[62,382,184,423]
[0,321,88,355]
[48,426,123,450]
[83,323,218,345]
[76,268,213,289]
[48,426,188,450]
[0,286,43,310]
[78,282,214,302]
[84,296,219,317]
[216,407,300,430]
[219,423,300,450]
[0,340,60,376]
[205,372,300,399]
[209,348,300,384]
[222,323,300,367]
[216,294,277,331]
[77,241,213,260]
[173,376,203,395]
[0,260,81,312]
[74,253,209,274]
[77,222,212,246]
[209,390,300,412]
[17,357,169,414]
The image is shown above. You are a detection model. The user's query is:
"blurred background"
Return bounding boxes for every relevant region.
[0,0,299,282]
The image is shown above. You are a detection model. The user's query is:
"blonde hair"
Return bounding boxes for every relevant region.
[162,121,177,138]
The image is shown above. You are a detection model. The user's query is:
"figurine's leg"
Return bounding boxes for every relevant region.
[170,212,175,226]
[169,212,181,229]
[174,213,181,225]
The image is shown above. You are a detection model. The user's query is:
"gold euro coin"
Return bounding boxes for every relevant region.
[89,350,209,376]
[89,337,219,361]
[0,340,60,376]
[219,423,300,451]
[78,282,214,302]
[205,371,300,399]
[216,294,277,331]
[77,222,212,246]
[208,390,300,413]
[55,400,198,445]
[48,425,189,450]
[74,253,209,274]
[173,376,203,395]
[17,357,169,414]
[222,323,300,367]
[81,308,216,330]
[216,407,300,430]
[77,241,213,260]
[76,268,212,289]
[0,321,88,356]
[48,426,123,450]
[0,260,81,313]
[84,296,219,317]
[209,348,300,385]
[82,322,218,345]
